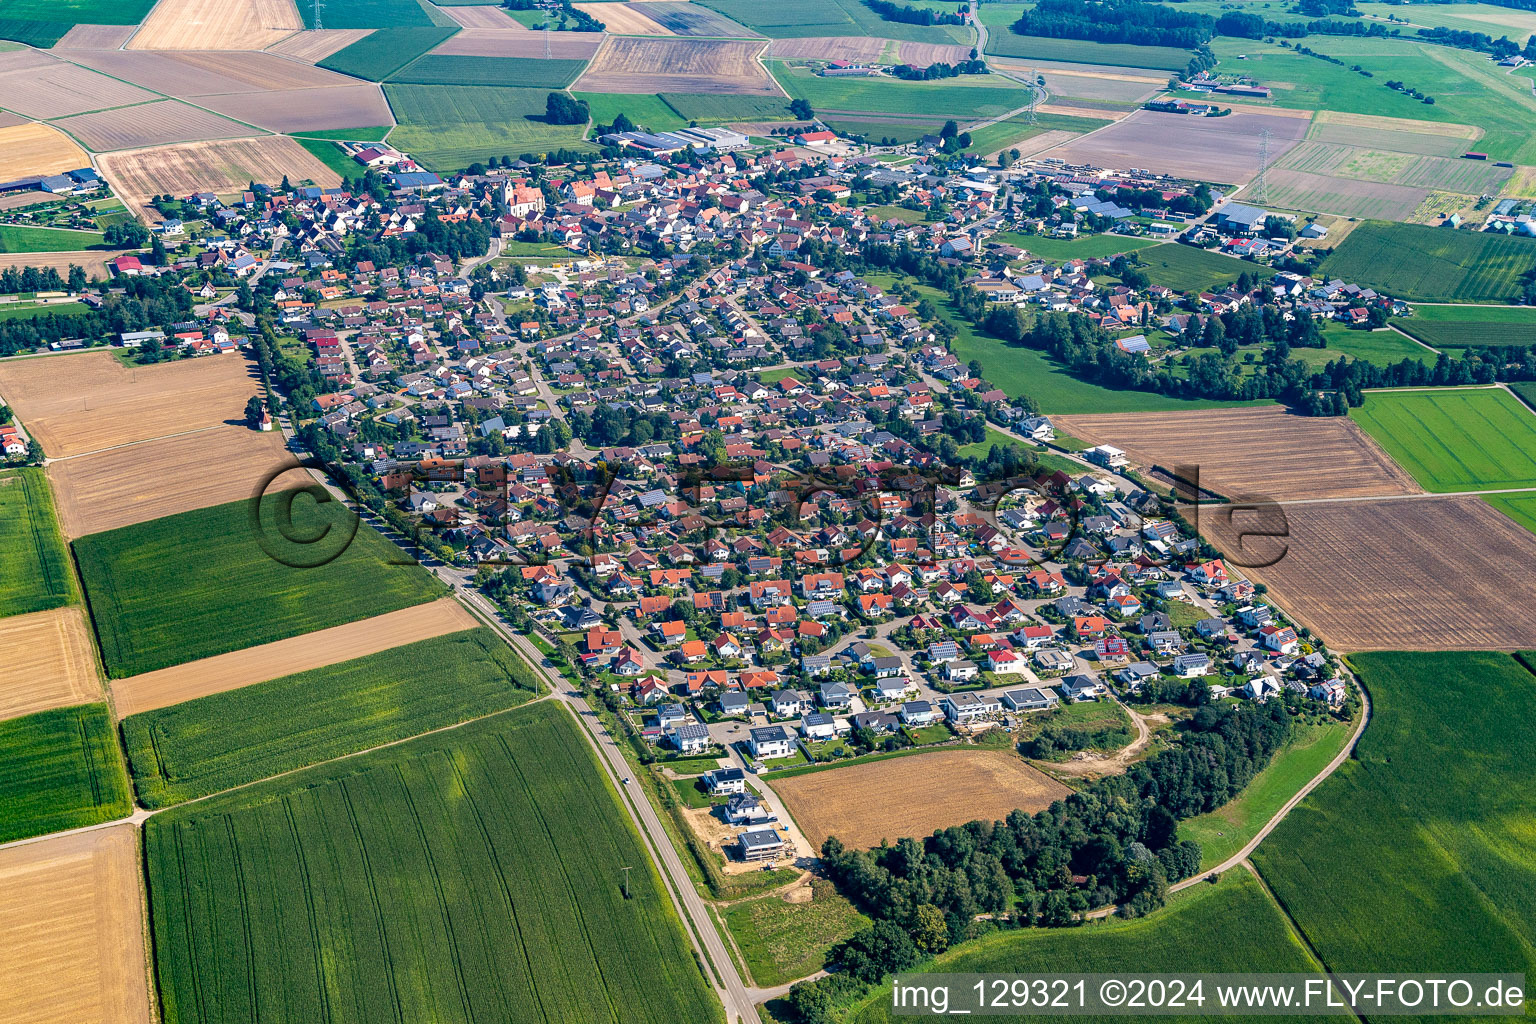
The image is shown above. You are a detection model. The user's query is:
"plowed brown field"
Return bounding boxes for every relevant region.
[767,37,886,62]
[50,100,255,153]
[773,749,1069,849]
[439,5,529,29]
[53,24,138,49]
[129,0,304,50]
[111,597,480,715]
[98,136,340,216]
[0,56,157,120]
[0,607,100,723]
[1053,406,1420,502]
[0,351,263,458]
[1203,495,1536,651]
[0,825,152,1024]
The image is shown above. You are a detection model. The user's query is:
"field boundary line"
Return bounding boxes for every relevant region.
[1241,860,1368,1024]
[1385,322,1441,354]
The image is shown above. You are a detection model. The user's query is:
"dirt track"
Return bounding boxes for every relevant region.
[0,606,101,722]
[111,597,480,716]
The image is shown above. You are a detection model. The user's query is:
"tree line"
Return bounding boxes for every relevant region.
[1012,0,1215,49]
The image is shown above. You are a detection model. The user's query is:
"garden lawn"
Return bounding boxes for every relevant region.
[0,467,75,618]
[74,493,447,678]
[0,703,131,844]
[1348,386,1536,491]
[1253,652,1536,984]
[1179,718,1355,871]
[144,702,721,1024]
[121,628,541,806]
[724,878,869,988]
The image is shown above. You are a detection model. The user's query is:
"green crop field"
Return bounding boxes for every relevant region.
[0,225,105,254]
[74,493,447,678]
[0,703,131,845]
[771,63,1034,120]
[576,93,689,132]
[144,702,720,1024]
[1138,243,1274,294]
[0,0,157,23]
[291,126,392,142]
[994,231,1161,262]
[384,84,595,171]
[1179,719,1355,871]
[293,137,357,178]
[724,877,869,988]
[985,33,1193,71]
[847,869,1344,1024]
[1394,304,1536,348]
[1318,221,1536,304]
[391,55,587,88]
[319,26,457,80]
[1253,652,1536,983]
[1348,386,1536,491]
[697,0,965,42]
[122,628,541,807]
[659,93,792,123]
[300,0,441,28]
[1483,491,1536,536]
[0,468,76,618]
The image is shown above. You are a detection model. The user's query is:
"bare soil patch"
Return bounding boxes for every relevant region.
[773,749,1070,849]
[0,824,152,1024]
[439,4,530,29]
[53,24,138,49]
[98,136,339,216]
[0,123,90,181]
[0,251,122,278]
[111,596,479,716]
[48,424,294,538]
[0,607,100,723]
[0,351,264,458]
[432,28,602,58]
[767,37,887,62]
[129,0,304,50]
[574,3,673,34]
[1052,406,1420,502]
[1204,495,1536,652]
[578,36,778,94]
[265,28,377,62]
[49,100,256,152]
[0,55,157,120]
[1040,108,1308,184]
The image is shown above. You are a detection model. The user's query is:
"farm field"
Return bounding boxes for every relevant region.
[52,23,138,48]
[48,100,257,154]
[772,748,1070,850]
[0,123,90,181]
[576,92,688,131]
[319,25,458,79]
[111,595,478,717]
[1254,652,1536,984]
[575,2,673,34]
[129,0,305,49]
[697,0,966,42]
[723,877,868,988]
[0,49,158,120]
[1201,494,1536,651]
[1483,492,1536,538]
[659,92,791,121]
[300,0,440,28]
[75,493,448,678]
[178,85,393,135]
[1039,108,1308,185]
[391,54,587,87]
[638,2,761,37]
[1137,242,1274,294]
[0,825,153,1024]
[1318,221,1536,303]
[0,351,262,458]
[98,137,342,217]
[0,608,100,723]
[0,468,76,617]
[579,37,779,95]
[436,4,527,30]
[0,703,130,845]
[123,626,541,806]
[772,63,1031,118]
[1394,304,1536,349]
[2,0,157,24]
[63,47,363,96]
[1284,324,1436,368]
[1052,407,1420,502]
[0,250,120,278]
[984,34,1192,71]
[431,27,603,58]
[384,83,595,170]
[144,702,720,1024]
[1275,140,1510,194]
[263,27,377,61]
[992,58,1164,104]
[1179,718,1355,871]
[1357,0,1536,36]
[847,869,1342,1024]
[48,424,302,538]
[1260,168,1429,222]
[1348,387,1536,492]
[765,36,887,61]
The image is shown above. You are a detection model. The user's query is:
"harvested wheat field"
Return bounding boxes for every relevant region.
[898,42,973,67]
[52,24,139,49]
[48,425,295,538]
[67,48,358,96]
[130,0,304,50]
[0,251,120,279]
[0,124,90,181]
[0,112,25,130]
[1052,406,1420,502]
[440,4,529,29]
[265,28,376,62]
[50,100,255,153]
[198,85,393,133]
[98,136,340,216]
[574,3,673,34]
[1040,108,1309,185]
[0,55,157,120]
[0,607,100,723]
[1203,495,1536,652]
[432,28,603,58]
[0,351,264,459]
[0,825,152,1024]
[767,37,887,62]
[773,749,1069,849]
[111,597,480,715]
[578,36,778,94]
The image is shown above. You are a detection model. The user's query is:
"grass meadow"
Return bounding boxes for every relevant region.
[383,84,595,171]
[319,26,457,80]
[1285,322,1436,369]
[984,32,1192,71]
[1253,652,1536,983]
[1137,243,1273,294]
[293,138,357,178]
[0,703,131,844]
[122,628,541,807]
[698,0,966,42]
[725,877,869,988]
[144,702,721,1024]
[994,231,1160,262]
[771,63,1034,119]
[0,225,107,254]
[1318,221,1536,304]
[1349,386,1536,491]
[0,468,76,618]
[575,93,689,132]
[74,493,447,678]
[658,93,793,122]
[845,869,1344,1024]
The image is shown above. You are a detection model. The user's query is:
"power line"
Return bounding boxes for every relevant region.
[312,0,325,30]
[1254,126,1271,205]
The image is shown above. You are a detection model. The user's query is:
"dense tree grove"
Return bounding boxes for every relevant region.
[866,0,966,26]
[349,212,491,267]
[545,91,590,126]
[1012,0,1214,48]
[0,276,192,358]
[0,265,87,296]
